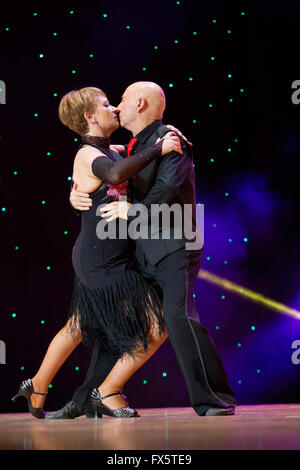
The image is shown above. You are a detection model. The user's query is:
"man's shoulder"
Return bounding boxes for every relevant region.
[146,123,179,145]
[155,124,189,147]
[156,124,192,158]
[155,123,171,138]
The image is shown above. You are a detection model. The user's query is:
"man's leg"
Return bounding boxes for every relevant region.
[186,248,203,322]
[137,248,236,416]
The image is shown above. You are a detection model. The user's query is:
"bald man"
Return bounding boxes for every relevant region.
[48,82,236,419]
[118,82,166,134]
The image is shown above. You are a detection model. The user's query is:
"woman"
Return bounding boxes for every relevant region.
[12,87,182,418]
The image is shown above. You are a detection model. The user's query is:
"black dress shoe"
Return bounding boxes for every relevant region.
[205,407,235,416]
[45,400,102,419]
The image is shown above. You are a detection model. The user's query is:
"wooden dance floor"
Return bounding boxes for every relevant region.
[1,404,300,450]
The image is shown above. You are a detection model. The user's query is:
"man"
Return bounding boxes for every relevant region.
[47,82,236,419]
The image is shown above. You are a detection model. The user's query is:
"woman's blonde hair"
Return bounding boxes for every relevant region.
[58,87,106,135]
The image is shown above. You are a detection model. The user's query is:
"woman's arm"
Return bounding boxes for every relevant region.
[91,142,162,185]
[89,132,182,185]
[69,132,182,212]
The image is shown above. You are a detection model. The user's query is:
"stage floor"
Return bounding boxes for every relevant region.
[1,404,300,450]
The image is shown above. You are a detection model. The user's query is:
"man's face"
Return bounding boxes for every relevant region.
[116,87,138,130]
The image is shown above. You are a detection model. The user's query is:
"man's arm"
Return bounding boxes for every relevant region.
[127,138,192,221]
[70,182,93,214]
[69,181,81,216]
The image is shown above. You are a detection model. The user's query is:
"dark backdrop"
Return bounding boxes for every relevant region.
[1,1,300,413]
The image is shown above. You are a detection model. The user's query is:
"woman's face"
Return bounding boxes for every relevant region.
[91,94,119,135]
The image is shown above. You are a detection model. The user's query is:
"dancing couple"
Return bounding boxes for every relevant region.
[12,81,236,419]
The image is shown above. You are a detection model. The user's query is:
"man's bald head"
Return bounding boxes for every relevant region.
[116,81,166,134]
[126,82,166,118]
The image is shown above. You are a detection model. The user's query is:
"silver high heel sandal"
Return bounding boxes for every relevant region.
[11,379,47,419]
[91,389,140,418]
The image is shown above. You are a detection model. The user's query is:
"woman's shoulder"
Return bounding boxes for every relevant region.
[75,145,107,165]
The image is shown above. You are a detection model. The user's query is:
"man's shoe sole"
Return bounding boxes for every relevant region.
[205,407,235,416]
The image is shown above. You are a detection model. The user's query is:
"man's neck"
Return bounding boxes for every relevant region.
[131,117,160,137]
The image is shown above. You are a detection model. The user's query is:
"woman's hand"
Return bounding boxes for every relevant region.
[166,125,193,146]
[70,183,92,211]
[157,131,183,155]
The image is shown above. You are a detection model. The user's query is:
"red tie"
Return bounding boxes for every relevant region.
[127,137,137,157]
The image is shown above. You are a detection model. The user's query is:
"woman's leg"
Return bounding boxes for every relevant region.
[30,319,82,408]
[97,323,169,410]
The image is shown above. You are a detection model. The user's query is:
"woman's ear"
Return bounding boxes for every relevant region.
[84,112,97,125]
[84,111,91,124]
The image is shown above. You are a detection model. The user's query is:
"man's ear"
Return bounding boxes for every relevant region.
[137,97,147,112]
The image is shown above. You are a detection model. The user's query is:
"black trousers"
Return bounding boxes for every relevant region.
[72,247,237,416]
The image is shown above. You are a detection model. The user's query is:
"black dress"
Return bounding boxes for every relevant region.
[68,135,165,358]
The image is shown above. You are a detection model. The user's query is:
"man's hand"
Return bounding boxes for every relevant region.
[70,182,92,211]
[110,145,126,154]
[166,125,193,146]
[100,200,132,222]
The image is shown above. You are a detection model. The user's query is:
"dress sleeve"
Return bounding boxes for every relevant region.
[91,140,163,185]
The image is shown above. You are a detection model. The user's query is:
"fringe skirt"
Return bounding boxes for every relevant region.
[67,269,165,358]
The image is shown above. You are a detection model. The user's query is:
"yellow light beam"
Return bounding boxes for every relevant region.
[198,269,300,320]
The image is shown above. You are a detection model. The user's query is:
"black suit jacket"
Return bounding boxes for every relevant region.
[127,120,203,266]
